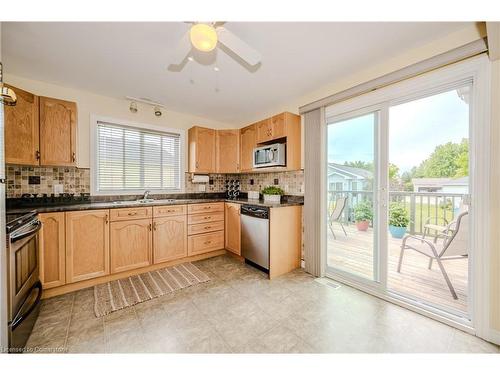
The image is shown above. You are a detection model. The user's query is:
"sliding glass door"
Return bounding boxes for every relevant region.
[326,109,384,285]
[325,82,473,321]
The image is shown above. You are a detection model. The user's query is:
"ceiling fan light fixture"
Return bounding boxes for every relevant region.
[190,23,218,52]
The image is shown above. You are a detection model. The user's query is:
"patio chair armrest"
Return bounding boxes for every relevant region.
[423,216,449,226]
[401,234,439,256]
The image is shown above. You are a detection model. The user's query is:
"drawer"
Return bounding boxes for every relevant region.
[188,212,224,225]
[188,220,224,235]
[188,231,224,256]
[110,206,152,222]
[153,205,187,218]
[188,202,224,214]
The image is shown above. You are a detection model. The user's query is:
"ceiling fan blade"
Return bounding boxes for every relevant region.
[216,27,261,66]
[171,30,192,64]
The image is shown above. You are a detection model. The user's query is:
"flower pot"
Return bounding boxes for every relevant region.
[355,220,369,231]
[389,225,407,239]
[263,194,281,203]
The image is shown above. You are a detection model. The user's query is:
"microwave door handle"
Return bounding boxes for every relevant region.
[10,281,43,330]
[268,149,275,161]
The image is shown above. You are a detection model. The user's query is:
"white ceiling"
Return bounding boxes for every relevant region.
[2,22,472,125]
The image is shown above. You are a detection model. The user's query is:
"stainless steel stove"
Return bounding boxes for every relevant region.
[6,210,42,352]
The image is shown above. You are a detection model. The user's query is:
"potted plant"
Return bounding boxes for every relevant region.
[353,200,373,231]
[389,202,410,239]
[261,186,284,203]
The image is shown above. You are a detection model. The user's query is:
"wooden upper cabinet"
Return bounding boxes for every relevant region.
[39,212,66,289]
[39,96,77,166]
[216,129,240,173]
[270,113,286,140]
[153,215,188,264]
[110,218,152,274]
[240,124,256,172]
[4,85,40,165]
[225,203,241,255]
[188,126,216,173]
[256,114,287,144]
[256,119,272,143]
[65,210,110,283]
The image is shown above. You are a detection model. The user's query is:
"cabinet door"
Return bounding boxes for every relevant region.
[216,129,240,173]
[4,85,39,165]
[256,119,272,143]
[240,124,256,172]
[153,216,187,263]
[39,212,65,289]
[188,126,216,173]
[39,96,77,166]
[270,113,286,140]
[225,203,241,255]
[110,218,152,274]
[66,210,110,283]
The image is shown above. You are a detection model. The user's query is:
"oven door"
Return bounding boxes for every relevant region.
[8,220,42,350]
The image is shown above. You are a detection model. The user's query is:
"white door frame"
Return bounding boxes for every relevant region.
[322,55,491,339]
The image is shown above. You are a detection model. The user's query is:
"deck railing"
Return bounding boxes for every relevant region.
[328,190,466,235]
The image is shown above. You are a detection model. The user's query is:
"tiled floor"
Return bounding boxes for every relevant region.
[26,255,499,353]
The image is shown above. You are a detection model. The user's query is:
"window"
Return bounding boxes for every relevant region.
[95,121,182,193]
[351,181,358,191]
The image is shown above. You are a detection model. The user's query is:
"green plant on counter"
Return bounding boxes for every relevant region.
[389,202,410,228]
[261,186,285,195]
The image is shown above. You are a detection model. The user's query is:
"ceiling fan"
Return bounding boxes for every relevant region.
[171,22,262,68]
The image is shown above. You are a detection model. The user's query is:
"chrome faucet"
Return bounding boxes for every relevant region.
[143,190,151,200]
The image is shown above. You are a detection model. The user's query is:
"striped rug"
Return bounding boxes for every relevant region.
[93,262,210,317]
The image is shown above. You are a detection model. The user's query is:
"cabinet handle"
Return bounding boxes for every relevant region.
[104,214,109,224]
[204,240,212,245]
[72,152,76,163]
[128,212,137,216]
[203,206,211,210]
[153,222,157,231]
[203,216,211,220]
[148,223,152,231]
[196,161,199,168]
[35,150,40,160]
[204,226,212,230]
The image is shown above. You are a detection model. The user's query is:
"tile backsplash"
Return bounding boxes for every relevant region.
[6,165,90,198]
[6,165,304,198]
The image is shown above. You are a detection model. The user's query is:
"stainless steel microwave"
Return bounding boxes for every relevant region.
[253,143,286,168]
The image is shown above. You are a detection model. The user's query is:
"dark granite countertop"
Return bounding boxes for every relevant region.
[6,196,303,215]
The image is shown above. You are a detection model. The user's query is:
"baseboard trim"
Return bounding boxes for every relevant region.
[42,249,227,299]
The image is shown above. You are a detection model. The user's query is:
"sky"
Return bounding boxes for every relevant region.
[327,87,470,173]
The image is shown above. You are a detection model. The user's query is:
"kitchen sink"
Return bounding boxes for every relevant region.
[110,198,178,205]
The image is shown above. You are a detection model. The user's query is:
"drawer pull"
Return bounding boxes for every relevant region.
[204,226,211,230]
[128,212,137,216]
[203,216,211,220]
[204,240,212,245]
[148,223,152,231]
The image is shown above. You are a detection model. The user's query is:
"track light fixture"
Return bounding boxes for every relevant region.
[129,101,138,113]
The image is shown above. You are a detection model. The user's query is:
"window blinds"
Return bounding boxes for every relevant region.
[96,121,181,192]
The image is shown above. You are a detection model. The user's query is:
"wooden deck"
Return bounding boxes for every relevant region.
[327,224,468,315]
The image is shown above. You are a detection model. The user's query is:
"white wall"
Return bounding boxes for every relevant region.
[3,74,235,169]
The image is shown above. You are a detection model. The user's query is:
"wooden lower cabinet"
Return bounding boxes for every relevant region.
[65,210,110,283]
[153,215,187,263]
[225,203,241,255]
[110,218,152,274]
[39,212,66,289]
[188,231,224,256]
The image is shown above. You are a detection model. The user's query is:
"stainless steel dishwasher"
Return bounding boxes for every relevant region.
[241,205,270,272]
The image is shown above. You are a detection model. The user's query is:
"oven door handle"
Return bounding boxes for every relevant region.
[10,221,42,243]
[10,281,43,330]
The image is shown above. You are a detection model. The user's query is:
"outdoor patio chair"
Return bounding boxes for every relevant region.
[328,196,348,240]
[397,211,469,300]
[422,201,468,243]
